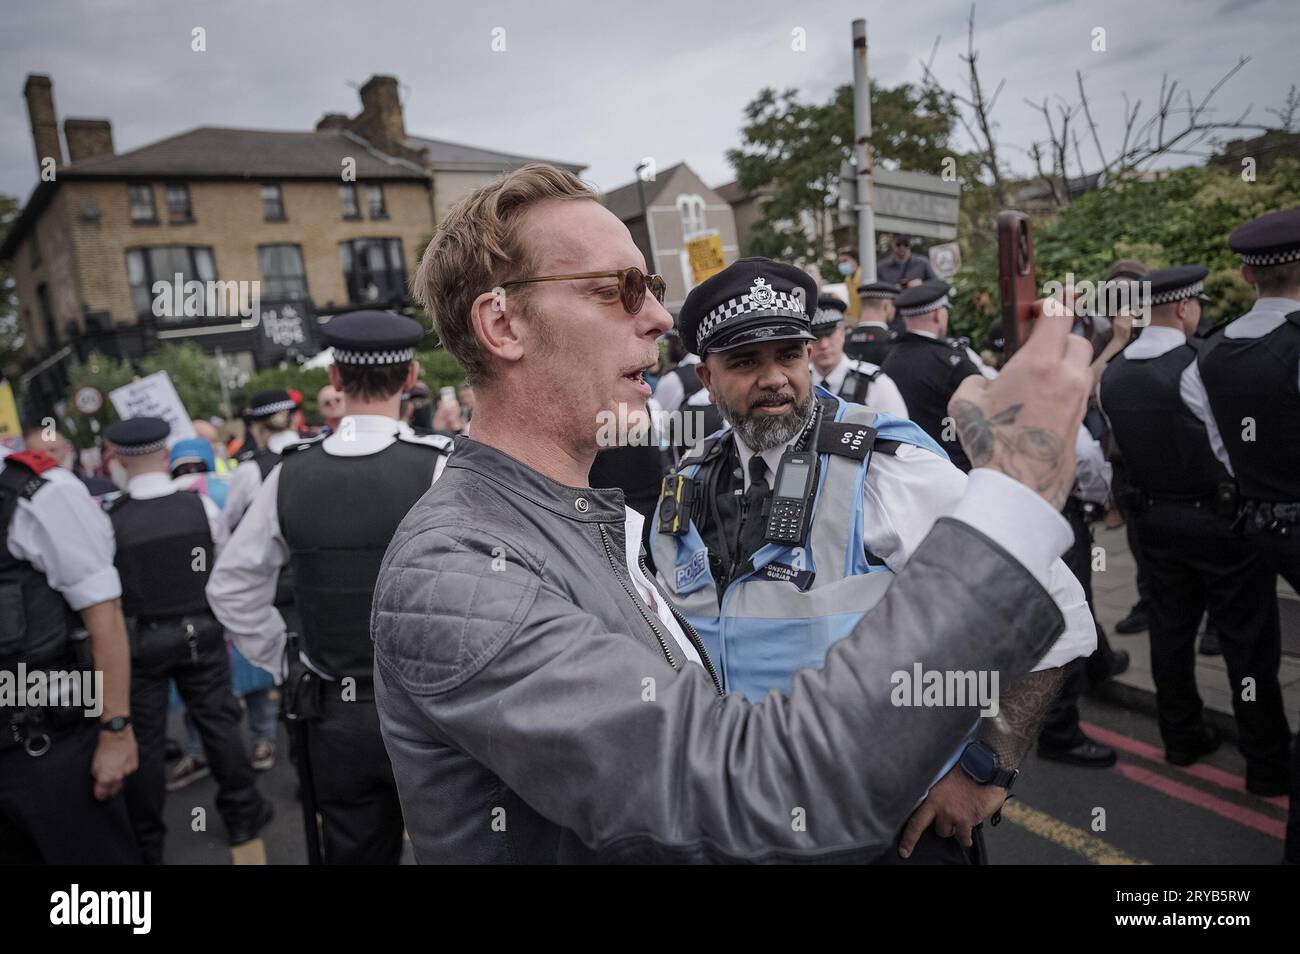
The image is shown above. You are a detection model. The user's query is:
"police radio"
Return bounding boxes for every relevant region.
[765,451,817,545]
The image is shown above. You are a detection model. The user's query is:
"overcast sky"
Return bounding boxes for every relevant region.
[1,0,1292,203]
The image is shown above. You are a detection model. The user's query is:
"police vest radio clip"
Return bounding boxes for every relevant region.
[658,474,700,535]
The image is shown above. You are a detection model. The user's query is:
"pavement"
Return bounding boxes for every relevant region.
[1089,521,1300,739]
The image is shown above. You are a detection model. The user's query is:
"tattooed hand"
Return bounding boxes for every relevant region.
[948,298,1092,511]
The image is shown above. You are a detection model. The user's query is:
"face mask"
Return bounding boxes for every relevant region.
[837,261,854,277]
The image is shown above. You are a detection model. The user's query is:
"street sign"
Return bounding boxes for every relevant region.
[74,385,103,415]
[685,230,726,285]
[839,163,961,241]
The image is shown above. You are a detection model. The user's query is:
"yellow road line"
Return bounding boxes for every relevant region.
[1000,801,1149,865]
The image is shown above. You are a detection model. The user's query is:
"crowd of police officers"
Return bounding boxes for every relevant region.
[1,207,1298,865]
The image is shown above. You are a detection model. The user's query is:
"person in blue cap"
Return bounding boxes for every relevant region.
[1193,208,1300,862]
[103,416,272,863]
[652,256,1096,863]
[207,309,451,865]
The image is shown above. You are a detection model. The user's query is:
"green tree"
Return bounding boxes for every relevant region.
[0,194,25,377]
[727,83,958,272]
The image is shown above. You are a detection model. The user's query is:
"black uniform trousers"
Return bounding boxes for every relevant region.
[1039,502,1114,751]
[1245,528,1300,863]
[0,720,141,864]
[1136,501,1290,785]
[303,691,404,865]
[1109,458,1153,612]
[125,612,263,864]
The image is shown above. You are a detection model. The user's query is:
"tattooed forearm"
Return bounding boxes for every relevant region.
[950,399,1070,510]
[976,667,1065,770]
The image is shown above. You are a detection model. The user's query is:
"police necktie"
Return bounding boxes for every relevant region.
[737,455,771,569]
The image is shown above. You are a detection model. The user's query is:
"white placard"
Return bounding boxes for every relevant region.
[108,371,195,447]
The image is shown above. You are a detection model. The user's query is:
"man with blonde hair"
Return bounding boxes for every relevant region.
[372,163,1093,864]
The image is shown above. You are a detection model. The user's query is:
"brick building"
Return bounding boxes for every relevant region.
[2,73,583,414]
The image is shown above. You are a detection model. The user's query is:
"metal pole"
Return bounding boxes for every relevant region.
[214,346,232,420]
[852,19,877,283]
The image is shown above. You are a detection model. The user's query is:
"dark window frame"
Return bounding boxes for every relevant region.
[164,183,194,223]
[339,237,407,304]
[256,243,310,301]
[339,183,361,220]
[128,184,158,224]
[124,244,218,319]
[261,183,286,222]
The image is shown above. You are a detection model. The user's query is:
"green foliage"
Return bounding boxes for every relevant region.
[727,83,958,265]
[946,159,1300,348]
[61,344,222,447]
[0,194,24,374]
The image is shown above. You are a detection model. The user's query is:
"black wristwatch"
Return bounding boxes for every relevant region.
[959,740,1018,789]
[100,716,132,734]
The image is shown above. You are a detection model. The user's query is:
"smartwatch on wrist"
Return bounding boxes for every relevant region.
[959,740,1018,789]
[100,716,132,734]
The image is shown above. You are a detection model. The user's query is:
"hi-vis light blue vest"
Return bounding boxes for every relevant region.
[652,390,947,702]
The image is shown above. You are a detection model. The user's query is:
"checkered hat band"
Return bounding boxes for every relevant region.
[332,346,416,366]
[860,289,896,300]
[698,291,807,345]
[898,294,950,318]
[249,399,297,417]
[115,439,166,456]
[812,308,844,327]
[1239,248,1300,266]
[1150,281,1204,305]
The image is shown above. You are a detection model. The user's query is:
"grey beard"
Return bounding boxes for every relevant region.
[717,391,815,453]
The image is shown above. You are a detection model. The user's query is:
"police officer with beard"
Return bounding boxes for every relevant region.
[652,258,1096,863]
[207,310,452,864]
[103,417,272,863]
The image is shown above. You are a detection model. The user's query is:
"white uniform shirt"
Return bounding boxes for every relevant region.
[206,415,448,679]
[2,459,121,611]
[223,429,302,533]
[1074,426,1112,505]
[733,432,1093,672]
[1100,324,1232,473]
[652,354,702,415]
[812,354,910,419]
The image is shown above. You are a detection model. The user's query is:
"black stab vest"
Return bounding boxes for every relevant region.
[1197,311,1300,501]
[1101,345,1229,497]
[844,325,894,365]
[277,439,442,684]
[0,461,78,669]
[109,489,214,618]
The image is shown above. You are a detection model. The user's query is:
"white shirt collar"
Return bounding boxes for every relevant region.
[911,328,938,340]
[812,354,853,393]
[127,470,178,500]
[1124,323,1186,359]
[1224,296,1300,339]
[268,430,300,454]
[678,353,701,367]
[859,320,890,329]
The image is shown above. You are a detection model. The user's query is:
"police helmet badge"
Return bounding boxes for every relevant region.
[748,277,776,308]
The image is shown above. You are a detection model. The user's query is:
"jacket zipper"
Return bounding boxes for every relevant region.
[597,523,678,671]
[639,553,723,696]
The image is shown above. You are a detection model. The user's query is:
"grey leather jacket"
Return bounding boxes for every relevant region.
[372,436,1064,863]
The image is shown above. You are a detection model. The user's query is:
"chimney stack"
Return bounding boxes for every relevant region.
[23,74,63,171]
[316,112,349,131]
[64,118,114,164]
[354,75,406,151]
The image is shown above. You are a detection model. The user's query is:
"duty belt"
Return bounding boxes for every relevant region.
[1240,500,1300,534]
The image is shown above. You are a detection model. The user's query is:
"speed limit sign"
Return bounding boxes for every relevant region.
[74,386,103,415]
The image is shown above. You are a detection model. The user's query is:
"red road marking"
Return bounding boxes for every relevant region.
[1081,720,1289,809]
[1114,763,1285,840]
